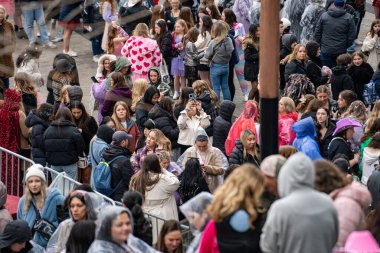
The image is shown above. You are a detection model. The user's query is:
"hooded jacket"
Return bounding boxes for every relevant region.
[260,153,339,253]
[278,112,298,146]
[17,187,65,247]
[315,5,356,55]
[197,92,219,137]
[25,111,50,166]
[135,86,158,133]
[102,144,134,201]
[212,100,236,155]
[361,147,380,185]
[121,36,162,78]
[148,104,179,146]
[330,182,372,247]
[292,116,322,160]
[43,120,85,166]
[330,65,355,100]
[147,67,162,87]
[88,206,158,253]
[95,54,117,80]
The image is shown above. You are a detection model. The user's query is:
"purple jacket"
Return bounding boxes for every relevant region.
[101,87,132,117]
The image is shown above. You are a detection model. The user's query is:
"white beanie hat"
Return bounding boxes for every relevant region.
[25,164,46,183]
[281,18,291,29]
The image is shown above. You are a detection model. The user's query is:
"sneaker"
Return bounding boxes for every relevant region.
[47,31,51,37]
[173,91,179,100]
[44,41,57,49]
[37,32,40,37]
[63,50,78,57]
[244,94,249,101]
[355,39,363,45]
[93,55,101,63]
[51,37,63,43]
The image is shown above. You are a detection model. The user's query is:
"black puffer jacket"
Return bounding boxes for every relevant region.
[43,120,85,166]
[102,144,134,202]
[148,104,179,147]
[228,139,260,167]
[284,60,308,82]
[197,92,219,137]
[25,111,49,166]
[318,121,336,159]
[212,101,236,155]
[330,65,355,100]
[159,31,173,68]
[136,86,158,133]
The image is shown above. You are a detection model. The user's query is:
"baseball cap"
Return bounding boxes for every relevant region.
[112,131,132,143]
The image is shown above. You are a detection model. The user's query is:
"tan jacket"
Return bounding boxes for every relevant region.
[177,110,210,146]
[19,111,31,150]
[182,145,224,193]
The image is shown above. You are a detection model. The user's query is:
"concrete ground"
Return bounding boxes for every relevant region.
[8,5,376,119]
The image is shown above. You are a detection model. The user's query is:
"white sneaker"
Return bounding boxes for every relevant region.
[244,94,249,101]
[44,41,57,49]
[173,91,179,100]
[37,32,40,37]
[93,55,100,63]
[51,37,63,43]
[355,39,363,45]
[63,50,78,57]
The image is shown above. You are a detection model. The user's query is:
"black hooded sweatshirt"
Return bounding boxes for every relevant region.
[212,100,236,155]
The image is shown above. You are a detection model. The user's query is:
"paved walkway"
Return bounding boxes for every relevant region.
[8,8,376,119]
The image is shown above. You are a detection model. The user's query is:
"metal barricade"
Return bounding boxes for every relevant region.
[0,147,35,197]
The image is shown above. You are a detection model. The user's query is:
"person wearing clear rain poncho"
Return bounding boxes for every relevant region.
[88,206,159,253]
[46,190,106,253]
[180,192,213,253]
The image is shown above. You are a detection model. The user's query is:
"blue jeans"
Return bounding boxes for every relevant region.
[21,2,49,44]
[320,52,341,69]
[210,64,231,101]
[91,33,104,56]
[51,163,78,181]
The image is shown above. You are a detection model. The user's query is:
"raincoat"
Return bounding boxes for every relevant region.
[278,112,298,146]
[300,0,325,44]
[46,191,107,253]
[225,101,259,156]
[88,206,159,253]
[292,116,322,160]
[282,0,309,40]
[248,0,261,26]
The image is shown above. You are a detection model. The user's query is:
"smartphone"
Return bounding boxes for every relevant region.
[91,76,98,83]
[189,93,196,101]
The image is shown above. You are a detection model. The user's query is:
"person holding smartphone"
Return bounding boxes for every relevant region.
[177,98,210,154]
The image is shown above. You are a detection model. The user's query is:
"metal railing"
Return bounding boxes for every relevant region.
[0,147,35,196]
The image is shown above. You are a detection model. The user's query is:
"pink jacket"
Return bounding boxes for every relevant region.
[330,182,372,247]
[121,36,162,77]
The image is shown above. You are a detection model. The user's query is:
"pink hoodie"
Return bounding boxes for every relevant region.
[121,36,162,80]
[330,182,372,247]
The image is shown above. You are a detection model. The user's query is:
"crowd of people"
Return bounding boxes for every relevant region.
[2,0,380,252]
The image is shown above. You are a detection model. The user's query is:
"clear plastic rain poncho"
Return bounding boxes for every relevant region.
[248,0,261,26]
[180,192,213,253]
[88,206,159,253]
[225,101,259,156]
[46,190,108,253]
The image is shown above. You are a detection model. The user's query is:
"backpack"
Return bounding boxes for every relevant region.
[363,79,380,106]
[284,74,315,104]
[93,155,124,196]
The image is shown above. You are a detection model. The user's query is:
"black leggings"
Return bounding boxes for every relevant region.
[228,65,235,101]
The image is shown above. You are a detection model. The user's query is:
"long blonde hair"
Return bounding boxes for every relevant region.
[280,44,308,65]
[133,23,150,38]
[211,20,229,44]
[132,78,148,112]
[240,129,259,160]
[208,164,264,227]
[23,178,48,213]
[112,101,131,131]
[192,80,220,108]
[341,100,367,123]
[150,129,171,151]
[14,72,37,96]
[366,100,380,132]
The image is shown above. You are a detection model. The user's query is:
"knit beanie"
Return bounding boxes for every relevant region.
[25,164,46,182]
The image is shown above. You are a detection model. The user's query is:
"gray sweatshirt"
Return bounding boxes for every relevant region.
[260,153,339,253]
[204,37,234,66]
